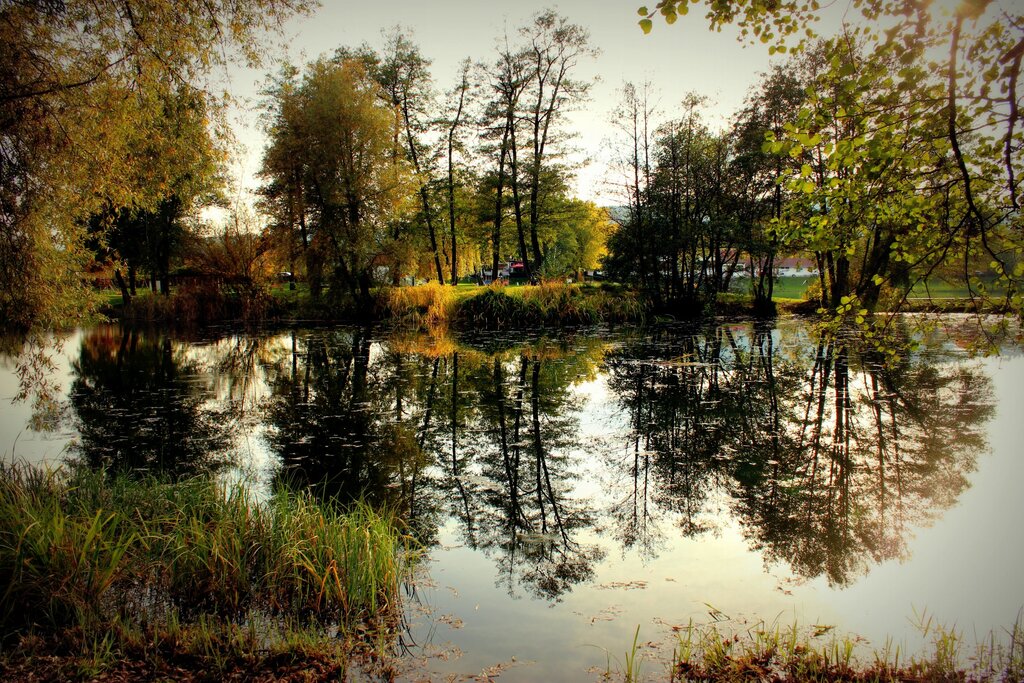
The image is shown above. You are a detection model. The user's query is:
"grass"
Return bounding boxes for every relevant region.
[600,612,1024,682]
[101,281,277,324]
[733,275,1012,305]
[384,281,459,328]
[771,277,816,300]
[454,281,645,328]
[0,464,416,680]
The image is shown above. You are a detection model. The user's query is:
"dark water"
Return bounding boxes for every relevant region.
[2,318,1022,680]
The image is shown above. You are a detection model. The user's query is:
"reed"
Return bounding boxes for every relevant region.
[0,464,415,677]
[454,282,645,329]
[114,281,276,324]
[384,282,457,328]
[646,613,1024,682]
[455,285,538,328]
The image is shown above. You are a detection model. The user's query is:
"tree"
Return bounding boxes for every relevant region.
[443,59,473,285]
[606,89,744,312]
[638,0,1024,324]
[730,65,807,308]
[607,82,658,301]
[374,30,446,284]
[257,63,307,293]
[186,205,275,296]
[480,39,531,283]
[87,84,224,306]
[0,0,314,330]
[540,198,611,280]
[260,57,413,313]
[520,11,598,278]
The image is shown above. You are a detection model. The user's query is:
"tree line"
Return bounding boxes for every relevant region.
[619,0,1022,327]
[257,13,609,312]
[2,0,1020,333]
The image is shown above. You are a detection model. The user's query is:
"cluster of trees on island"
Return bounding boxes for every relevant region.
[611,0,1023,319]
[257,14,609,310]
[1,0,1021,331]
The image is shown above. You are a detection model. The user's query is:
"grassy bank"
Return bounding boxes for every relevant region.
[0,466,415,681]
[603,616,1024,682]
[385,281,646,329]
[100,281,282,325]
[98,276,1013,331]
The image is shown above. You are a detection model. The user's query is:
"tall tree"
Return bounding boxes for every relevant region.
[443,59,473,285]
[260,58,413,314]
[520,11,597,278]
[0,0,314,330]
[258,63,307,293]
[730,65,807,309]
[481,40,530,283]
[608,82,657,301]
[375,30,445,284]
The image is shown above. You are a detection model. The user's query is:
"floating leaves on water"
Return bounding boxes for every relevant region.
[475,657,519,680]
[585,604,624,624]
[439,613,464,630]
[596,580,648,590]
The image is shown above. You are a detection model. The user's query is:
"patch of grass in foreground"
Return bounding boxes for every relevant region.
[601,613,1024,682]
[0,465,416,680]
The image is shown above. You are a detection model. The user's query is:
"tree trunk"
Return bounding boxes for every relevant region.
[114,268,131,307]
[491,128,511,284]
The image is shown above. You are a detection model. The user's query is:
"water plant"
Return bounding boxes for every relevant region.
[0,464,415,679]
[650,613,1024,682]
[384,281,458,328]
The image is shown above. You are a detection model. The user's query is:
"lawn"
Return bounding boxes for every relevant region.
[730,276,813,301]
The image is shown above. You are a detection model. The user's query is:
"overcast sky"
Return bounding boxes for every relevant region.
[210,0,803,208]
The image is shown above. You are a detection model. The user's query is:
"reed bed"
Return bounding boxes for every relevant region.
[116,281,275,324]
[602,614,1024,682]
[384,281,458,328]
[0,464,414,678]
[454,282,645,329]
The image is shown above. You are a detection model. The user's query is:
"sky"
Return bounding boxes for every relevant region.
[214,0,796,209]
[211,0,979,211]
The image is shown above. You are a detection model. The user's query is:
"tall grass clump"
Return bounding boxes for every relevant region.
[586,284,646,324]
[384,282,457,328]
[0,464,414,676]
[660,614,1024,682]
[455,285,539,328]
[454,282,645,329]
[518,281,600,325]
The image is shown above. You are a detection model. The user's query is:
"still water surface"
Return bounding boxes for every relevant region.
[1,317,1022,680]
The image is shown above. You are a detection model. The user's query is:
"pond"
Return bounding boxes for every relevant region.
[1,317,1022,680]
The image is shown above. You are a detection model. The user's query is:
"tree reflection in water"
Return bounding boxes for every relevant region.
[604,322,994,585]
[67,321,996,595]
[69,326,235,475]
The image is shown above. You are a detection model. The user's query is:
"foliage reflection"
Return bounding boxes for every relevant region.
[67,321,995,594]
